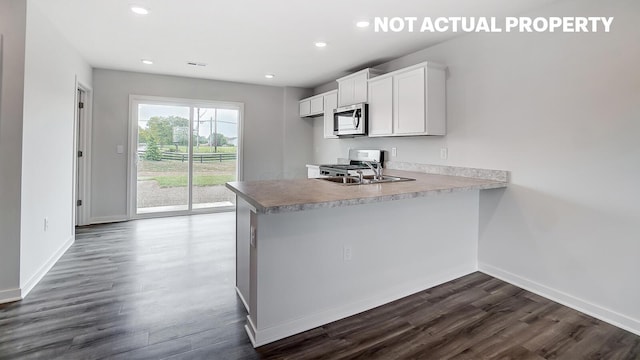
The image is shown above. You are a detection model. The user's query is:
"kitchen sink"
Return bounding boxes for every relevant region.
[321,176,362,184]
[319,175,415,185]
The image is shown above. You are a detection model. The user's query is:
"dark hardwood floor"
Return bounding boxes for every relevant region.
[1,213,638,359]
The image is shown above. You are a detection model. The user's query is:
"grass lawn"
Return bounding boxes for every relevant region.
[139,159,236,173]
[138,159,236,188]
[151,174,235,188]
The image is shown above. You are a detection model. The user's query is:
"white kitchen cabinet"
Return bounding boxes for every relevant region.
[323,90,338,139]
[367,76,393,136]
[352,73,368,104]
[299,90,338,138]
[336,68,381,107]
[310,96,324,114]
[394,67,426,135]
[367,61,446,137]
[299,94,325,117]
[299,100,311,117]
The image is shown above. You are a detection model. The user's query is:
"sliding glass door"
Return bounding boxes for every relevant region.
[136,103,190,213]
[191,107,239,209]
[131,96,241,217]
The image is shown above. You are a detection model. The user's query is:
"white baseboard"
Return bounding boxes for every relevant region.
[235,286,250,313]
[20,236,74,298]
[479,263,640,337]
[0,288,21,304]
[250,264,476,347]
[89,215,128,224]
[245,316,258,347]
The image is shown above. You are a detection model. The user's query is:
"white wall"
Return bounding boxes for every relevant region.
[0,0,26,302]
[91,70,310,221]
[19,1,93,293]
[312,0,640,333]
[283,87,313,178]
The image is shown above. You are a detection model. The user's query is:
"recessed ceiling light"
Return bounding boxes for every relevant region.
[315,42,327,48]
[356,21,370,28]
[265,74,275,79]
[141,59,153,65]
[131,6,149,15]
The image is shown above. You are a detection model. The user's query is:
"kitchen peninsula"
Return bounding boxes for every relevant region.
[226,163,508,347]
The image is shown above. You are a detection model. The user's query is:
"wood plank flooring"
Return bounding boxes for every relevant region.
[258,273,639,360]
[0,213,638,359]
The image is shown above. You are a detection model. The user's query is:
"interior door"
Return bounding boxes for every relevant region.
[74,88,85,225]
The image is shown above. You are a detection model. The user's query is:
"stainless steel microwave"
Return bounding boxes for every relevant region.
[333,103,367,137]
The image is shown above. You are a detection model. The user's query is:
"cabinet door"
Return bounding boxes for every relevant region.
[338,79,354,107]
[310,96,324,115]
[368,77,393,136]
[299,100,311,117]
[353,73,368,104]
[393,67,426,134]
[323,91,338,139]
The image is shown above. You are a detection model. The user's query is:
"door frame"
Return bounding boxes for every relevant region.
[73,79,92,226]
[127,94,244,219]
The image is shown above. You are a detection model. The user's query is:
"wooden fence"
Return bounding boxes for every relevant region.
[138,151,236,162]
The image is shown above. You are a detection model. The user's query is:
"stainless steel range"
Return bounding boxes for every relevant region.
[319,149,384,177]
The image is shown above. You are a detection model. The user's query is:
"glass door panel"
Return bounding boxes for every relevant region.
[136,104,190,214]
[191,107,238,209]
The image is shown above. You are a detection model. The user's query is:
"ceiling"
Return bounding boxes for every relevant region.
[32,0,557,88]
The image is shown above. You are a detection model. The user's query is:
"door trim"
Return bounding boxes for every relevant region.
[73,79,92,226]
[127,94,244,219]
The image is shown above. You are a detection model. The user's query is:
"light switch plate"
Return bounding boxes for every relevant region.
[343,245,352,261]
[116,145,124,154]
[440,148,448,160]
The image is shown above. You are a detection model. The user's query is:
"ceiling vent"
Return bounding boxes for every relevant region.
[187,62,207,67]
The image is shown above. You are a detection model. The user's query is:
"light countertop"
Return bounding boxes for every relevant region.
[226,169,507,214]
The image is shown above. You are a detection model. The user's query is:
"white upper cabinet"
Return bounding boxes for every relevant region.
[352,73,369,104]
[310,96,324,114]
[367,61,446,137]
[323,90,338,139]
[367,76,393,136]
[336,68,381,107]
[298,90,339,139]
[299,100,311,117]
[338,77,356,107]
[299,94,325,118]
[394,67,426,135]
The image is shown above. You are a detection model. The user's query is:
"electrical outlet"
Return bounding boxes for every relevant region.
[440,148,448,160]
[343,245,352,261]
[391,147,397,157]
[44,217,49,232]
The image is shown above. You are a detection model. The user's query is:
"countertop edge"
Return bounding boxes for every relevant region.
[227,180,507,215]
[225,183,266,213]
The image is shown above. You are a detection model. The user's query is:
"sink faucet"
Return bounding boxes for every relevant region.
[363,161,383,180]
